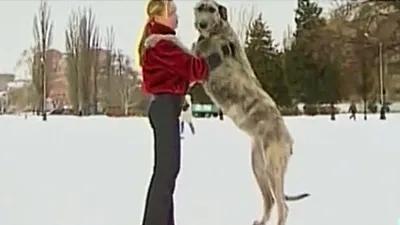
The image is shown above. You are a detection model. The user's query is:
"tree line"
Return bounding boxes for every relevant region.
[23,0,147,116]
[11,0,400,115]
[191,0,400,112]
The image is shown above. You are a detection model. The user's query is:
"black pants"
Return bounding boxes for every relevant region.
[142,94,182,225]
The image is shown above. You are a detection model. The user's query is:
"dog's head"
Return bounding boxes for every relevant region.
[194,0,228,38]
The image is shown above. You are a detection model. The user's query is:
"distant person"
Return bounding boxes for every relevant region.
[218,108,224,120]
[137,1,227,225]
[349,102,357,120]
[330,102,336,121]
[180,94,195,136]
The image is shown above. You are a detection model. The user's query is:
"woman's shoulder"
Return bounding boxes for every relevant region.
[144,34,194,56]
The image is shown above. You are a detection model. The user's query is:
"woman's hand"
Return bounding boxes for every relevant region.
[191,80,204,86]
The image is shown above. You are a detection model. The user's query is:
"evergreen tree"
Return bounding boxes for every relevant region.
[245,13,291,106]
[294,0,323,38]
[286,0,340,104]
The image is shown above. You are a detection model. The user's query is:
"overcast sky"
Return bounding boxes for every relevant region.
[0,0,332,78]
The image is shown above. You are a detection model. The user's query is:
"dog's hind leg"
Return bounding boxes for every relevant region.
[266,144,289,225]
[251,139,274,225]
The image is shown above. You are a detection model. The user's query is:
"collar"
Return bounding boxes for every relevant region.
[147,21,176,35]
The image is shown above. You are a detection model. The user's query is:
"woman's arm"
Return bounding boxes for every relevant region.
[146,40,222,82]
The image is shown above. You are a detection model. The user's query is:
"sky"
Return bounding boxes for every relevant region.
[0,0,332,78]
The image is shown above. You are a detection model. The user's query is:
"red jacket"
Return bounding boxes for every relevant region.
[142,22,209,95]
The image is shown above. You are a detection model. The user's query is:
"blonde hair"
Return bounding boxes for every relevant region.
[137,0,173,67]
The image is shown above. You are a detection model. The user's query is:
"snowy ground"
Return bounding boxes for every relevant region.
[0,114,399,225]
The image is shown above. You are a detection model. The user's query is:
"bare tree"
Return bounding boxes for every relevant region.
[114,50,138,115]
[229,4,256,43]
[103,26,115,108]
[65,10,80,114]
[91,30,101,114]
[329,0,359,21]
[282,25,294,50]
[32,0,53,114]
[68,7,100,115]
[65,7,100,115]
[317,0,400,100]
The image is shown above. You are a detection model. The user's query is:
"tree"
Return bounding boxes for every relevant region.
[65,10,80,114]
[91,39,101,114]
[113,50,139,115]
[77,7,100,115]
[314,0,359,100]
[65,7,100,115]
[329,0,357,21]
[294,0,324,38]
[245,13,291,106]
[32,0,53,114]
[346,2,400,103]
[314,0,400,101]
[286,0,322,103]
[103,26,115,108]
[285,0,341,104]
[229,5,256,44]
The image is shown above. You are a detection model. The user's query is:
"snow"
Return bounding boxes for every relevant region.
[0,114,399,225]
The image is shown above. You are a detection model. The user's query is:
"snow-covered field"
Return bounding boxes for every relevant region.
[0,114,398,225]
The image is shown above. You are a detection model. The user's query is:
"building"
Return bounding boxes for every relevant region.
[45,49,66,106]
[0,74,15,112]
[41,48,113,108]
[0,73,15,91]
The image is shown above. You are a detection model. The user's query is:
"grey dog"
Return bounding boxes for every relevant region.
[143,1,310,225]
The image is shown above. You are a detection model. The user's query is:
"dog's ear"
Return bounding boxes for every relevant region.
[218,4,228,21]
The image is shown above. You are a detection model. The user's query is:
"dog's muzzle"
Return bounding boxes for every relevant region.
[198,22,207,29]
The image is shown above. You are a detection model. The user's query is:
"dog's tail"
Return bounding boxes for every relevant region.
[284,193,310,201]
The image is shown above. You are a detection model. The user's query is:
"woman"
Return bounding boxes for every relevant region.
[180,94,195,136]
[137,1,225,225]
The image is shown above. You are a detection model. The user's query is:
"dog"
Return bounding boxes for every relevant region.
[193,1,310,225]
[143,1,309,225]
